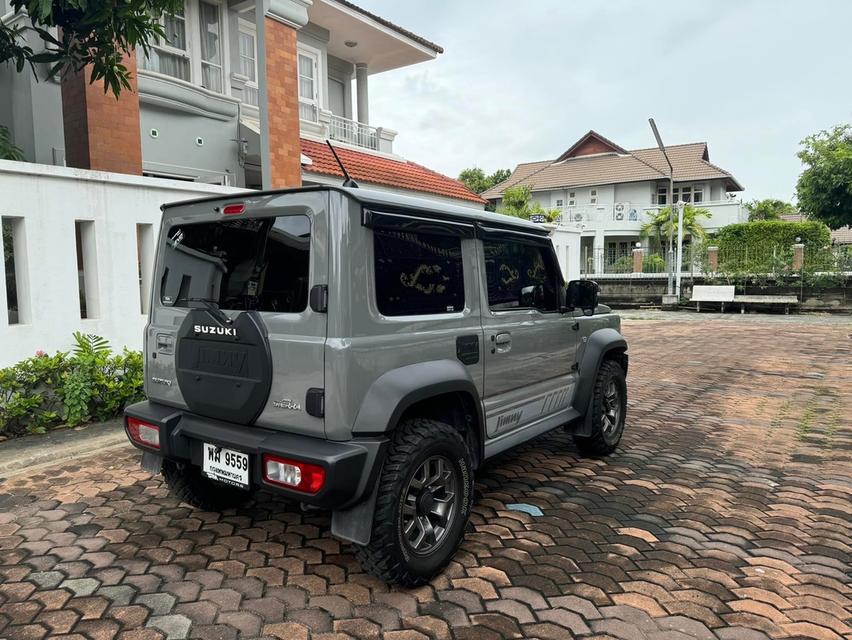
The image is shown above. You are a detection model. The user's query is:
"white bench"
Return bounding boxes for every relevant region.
[733,295,799,315]
[690,285,735,312]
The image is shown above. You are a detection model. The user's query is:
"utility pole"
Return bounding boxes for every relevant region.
[675,200,685,298]
[648,118,675,298]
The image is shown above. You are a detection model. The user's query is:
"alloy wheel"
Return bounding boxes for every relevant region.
[401,455,458,555]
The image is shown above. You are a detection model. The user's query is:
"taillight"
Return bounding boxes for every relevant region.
[221,203,245,215]
[127,417,161,449]
[262,454,325,494]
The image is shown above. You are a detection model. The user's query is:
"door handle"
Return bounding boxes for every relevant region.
[494,332,512,354]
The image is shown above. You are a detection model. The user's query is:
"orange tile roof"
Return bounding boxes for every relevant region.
[301,139,486,204]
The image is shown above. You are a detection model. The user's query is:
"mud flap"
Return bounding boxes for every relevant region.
[141,451,163,474]
[331,482,380,546]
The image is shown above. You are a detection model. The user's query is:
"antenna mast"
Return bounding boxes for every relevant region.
[326,140,359,188]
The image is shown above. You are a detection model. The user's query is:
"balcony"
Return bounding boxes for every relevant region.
[554,200,744,232]
[301,109,397,154]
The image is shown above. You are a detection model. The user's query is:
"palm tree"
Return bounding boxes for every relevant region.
[640,205,711,251]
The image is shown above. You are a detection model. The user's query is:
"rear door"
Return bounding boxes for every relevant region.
[478,231,577,439]
[146,190,328,438]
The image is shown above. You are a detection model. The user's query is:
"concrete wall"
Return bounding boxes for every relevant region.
[549,227,581,282]
[596,275,851,313]
[0,160,245,367]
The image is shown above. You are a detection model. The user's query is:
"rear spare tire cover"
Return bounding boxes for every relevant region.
[175,309,272,424]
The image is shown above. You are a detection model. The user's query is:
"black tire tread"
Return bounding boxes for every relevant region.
[355,418,470,587]
[574,359,626,457]
[162,460,250,511]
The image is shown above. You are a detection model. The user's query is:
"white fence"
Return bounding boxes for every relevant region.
[0,160,245,367]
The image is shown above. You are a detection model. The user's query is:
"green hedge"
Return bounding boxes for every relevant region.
[0,333,143,436]
[714,220,831,249]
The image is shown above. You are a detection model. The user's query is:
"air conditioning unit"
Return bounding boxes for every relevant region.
[614,202,629,221]
[573,213,584,222]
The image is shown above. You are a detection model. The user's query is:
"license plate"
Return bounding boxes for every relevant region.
[202,443,250,489]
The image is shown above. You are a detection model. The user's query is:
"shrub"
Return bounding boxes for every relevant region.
[0,333,143,436]
[715,220,830,249]
[642,254,667,273]
[609,255,633,273]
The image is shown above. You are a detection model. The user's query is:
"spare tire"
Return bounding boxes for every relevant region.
[175,309,272,424]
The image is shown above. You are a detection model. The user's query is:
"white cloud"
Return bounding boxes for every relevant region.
[362,0,852,201]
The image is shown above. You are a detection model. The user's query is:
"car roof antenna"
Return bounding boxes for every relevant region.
[326,140,359,188]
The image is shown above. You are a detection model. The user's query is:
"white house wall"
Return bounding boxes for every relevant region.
[0,160,245,367]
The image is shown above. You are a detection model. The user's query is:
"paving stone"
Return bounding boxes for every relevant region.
[135,594,177,617]
[146,614,192,639]
[0,318,849,640]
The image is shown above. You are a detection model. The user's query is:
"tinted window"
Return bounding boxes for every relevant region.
[374,229,464,316]
[160,215,310,313]
[483,239,559,311]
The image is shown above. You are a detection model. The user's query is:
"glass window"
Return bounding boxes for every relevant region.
[483,239,559,312]
[238,22,258,106]
[139,3,190,81]
[298,50,318,122]
[199,1,222,92]
[555,199,564,207]
[590,189,597,205]
[373,229,464,316]
[657,187,667,205]
[693,187,704,203]
[160,215,311,313]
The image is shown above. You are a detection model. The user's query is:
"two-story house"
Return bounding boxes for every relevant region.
[482,131,744,270]
[0,0,485,207]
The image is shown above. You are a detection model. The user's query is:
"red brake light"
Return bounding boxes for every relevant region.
[262,454,325,494]
[222,203,245,215]
[127,417,160,449]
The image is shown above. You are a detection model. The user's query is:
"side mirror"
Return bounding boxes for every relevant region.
[566,280,599,315]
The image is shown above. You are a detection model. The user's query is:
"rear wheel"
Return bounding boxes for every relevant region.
[574,359,627,456]
[355,418,473,587]
[162,460,251,511]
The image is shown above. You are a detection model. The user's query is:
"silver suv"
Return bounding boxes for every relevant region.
[124,185,628,586]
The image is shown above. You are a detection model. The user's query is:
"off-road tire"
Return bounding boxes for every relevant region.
[355,418,474,587]
[574,359,627,457]
[162,460,251,511]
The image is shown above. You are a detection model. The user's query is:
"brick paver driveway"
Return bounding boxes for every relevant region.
[1,316,850,640]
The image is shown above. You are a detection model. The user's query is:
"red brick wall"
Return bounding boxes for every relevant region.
[264,17,302,188]
[61,52,142,174]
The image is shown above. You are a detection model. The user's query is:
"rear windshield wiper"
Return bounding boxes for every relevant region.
[184,297,234,326]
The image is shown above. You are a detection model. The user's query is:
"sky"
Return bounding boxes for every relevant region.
[364,0,852,202]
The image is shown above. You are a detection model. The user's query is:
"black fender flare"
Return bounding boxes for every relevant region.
[572,328,628,437]
[332,360,485,546]
[351,359,484,444]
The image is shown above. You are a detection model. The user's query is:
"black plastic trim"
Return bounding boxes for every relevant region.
[309,285,328,313]
[572,328,628,437]
[363,209,476,238]
[124,401,387,509]
[456,334,480,365]
[306,388,325,418]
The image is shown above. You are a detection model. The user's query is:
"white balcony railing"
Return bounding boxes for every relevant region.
[327,113,379,151]
[554,200,743,230]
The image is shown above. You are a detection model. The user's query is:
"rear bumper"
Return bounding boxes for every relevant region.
[124,401,386,509]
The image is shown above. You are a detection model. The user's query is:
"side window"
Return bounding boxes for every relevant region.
[373,229,464,316]
[483,239,560,312]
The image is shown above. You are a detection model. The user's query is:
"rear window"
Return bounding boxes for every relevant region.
[373,229,464,316]
[160,215,310,313]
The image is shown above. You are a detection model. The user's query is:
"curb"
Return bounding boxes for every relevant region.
[0,418,130,478]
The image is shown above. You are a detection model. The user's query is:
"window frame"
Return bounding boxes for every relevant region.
[139,1,192,82]
[197,0,224,92]
[237,18,259,106]
[481,233,562,315]
[297,43,323,123]
[589,189,598,205]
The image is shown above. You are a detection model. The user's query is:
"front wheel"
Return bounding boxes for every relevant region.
[574,359,627,456]
[355,418,474,587]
